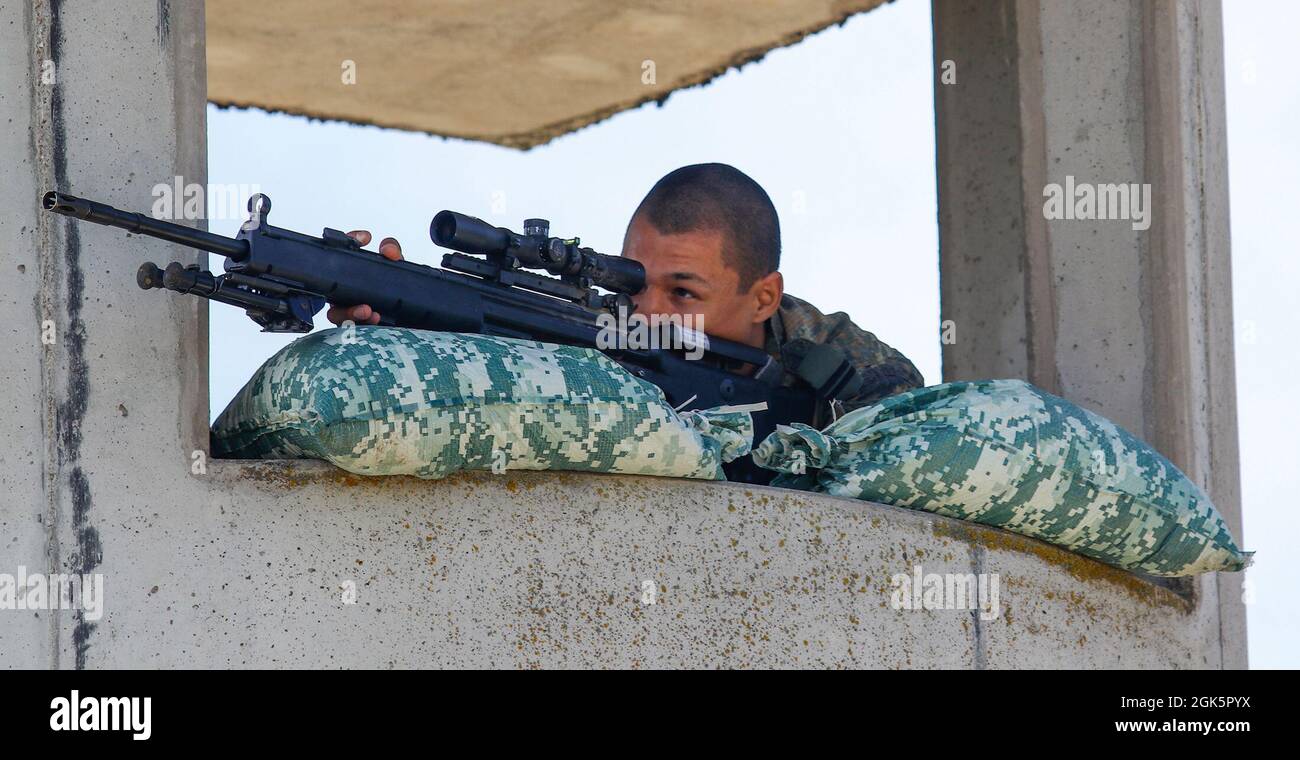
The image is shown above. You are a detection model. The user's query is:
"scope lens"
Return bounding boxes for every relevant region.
[431,212,457,245]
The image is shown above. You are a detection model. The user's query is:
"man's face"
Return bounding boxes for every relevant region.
[621,215,780,347]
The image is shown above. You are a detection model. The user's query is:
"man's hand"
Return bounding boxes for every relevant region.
[325,230,404,326]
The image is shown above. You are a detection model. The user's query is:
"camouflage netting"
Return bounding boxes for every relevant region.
[212,327,754,480]
[752,379,1252,576]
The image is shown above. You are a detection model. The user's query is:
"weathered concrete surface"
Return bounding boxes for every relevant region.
[85,463,1204,669]
[0,0,1240,669]
[933,0,1246,667]
[1,0,211,670]
[0,0,52,670]
[205,0,891,149]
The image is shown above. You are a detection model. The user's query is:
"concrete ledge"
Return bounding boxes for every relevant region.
[77,461,1201,668]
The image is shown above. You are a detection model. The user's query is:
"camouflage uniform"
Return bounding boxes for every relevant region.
[765,293,924,414]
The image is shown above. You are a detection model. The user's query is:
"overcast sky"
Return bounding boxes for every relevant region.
[207,0,1297,667]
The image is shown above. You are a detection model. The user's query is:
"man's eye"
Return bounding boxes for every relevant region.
[673,288,698,300]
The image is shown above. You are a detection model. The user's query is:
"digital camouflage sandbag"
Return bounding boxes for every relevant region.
[752,379,1251,576]
[211,327,754,480]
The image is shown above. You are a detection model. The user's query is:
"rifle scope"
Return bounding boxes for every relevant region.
[431,210,644,296]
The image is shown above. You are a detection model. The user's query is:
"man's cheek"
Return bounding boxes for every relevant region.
[697,305,742,341]
[685,303,713,328]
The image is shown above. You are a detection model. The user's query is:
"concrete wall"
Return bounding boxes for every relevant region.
[933,0,1246,667]
[0,0,1242,668]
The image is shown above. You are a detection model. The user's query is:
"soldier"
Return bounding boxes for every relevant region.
[329,163,923,414]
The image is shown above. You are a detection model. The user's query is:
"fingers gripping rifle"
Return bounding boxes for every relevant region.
[43,191,862,483]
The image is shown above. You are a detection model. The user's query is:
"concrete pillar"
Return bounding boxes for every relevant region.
[1,0,208,668]
[933,0,1246,667]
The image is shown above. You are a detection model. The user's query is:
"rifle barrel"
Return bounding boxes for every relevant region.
[43,191,250,260]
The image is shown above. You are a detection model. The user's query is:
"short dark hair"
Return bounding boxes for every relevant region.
[631,163,781,290]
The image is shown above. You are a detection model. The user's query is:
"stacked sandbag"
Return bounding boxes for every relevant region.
[752,379,1251,577]
[212,327,753,481]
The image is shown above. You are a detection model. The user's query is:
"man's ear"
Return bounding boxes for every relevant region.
[750,271,784,324]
